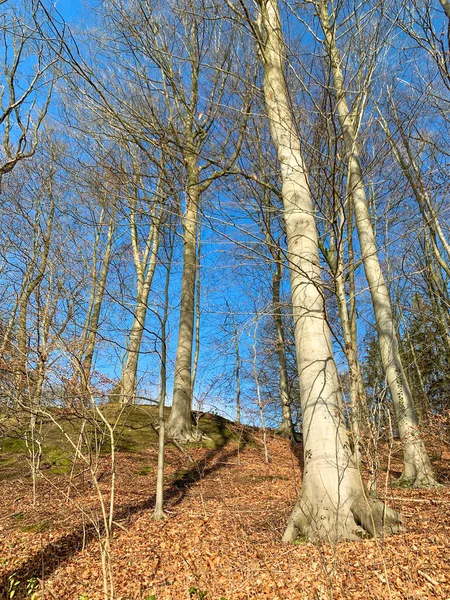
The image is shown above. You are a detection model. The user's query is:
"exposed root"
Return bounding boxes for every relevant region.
[351,495,403,537]
[152,509,168,521]
[165,425,202,445]
[282,492,403,543]
[393,472,441,489]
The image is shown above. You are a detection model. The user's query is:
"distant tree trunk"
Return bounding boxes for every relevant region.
[257,0,401,540]
[327,216,366,462]
[317,0,437,487]
[15,175,55,407]
[121,191,161,405]
[271,259,295,439]
[80,208,115,391]
[191,223,202,390]
[253,319,269,463]
[261,190,296,439]
[377,103,450,279]
[153,227,174,521]
[166,150,201,440]
[227,304,242,424]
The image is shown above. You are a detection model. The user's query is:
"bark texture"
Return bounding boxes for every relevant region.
[318,0,437,488]
[272,259,295,440]
[259,0,402,540]
[166,154,201,441]
[121,196,160,404]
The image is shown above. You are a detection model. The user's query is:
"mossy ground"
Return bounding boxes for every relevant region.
[0,404,253,482]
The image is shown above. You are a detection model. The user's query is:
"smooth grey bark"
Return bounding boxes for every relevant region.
[317,0,437,488]
[121,193,161,405]
[153,231,174,521]
[257,0,401,540]
[79,208,115,391]
[261,191,296,439]
[166,152,201,441]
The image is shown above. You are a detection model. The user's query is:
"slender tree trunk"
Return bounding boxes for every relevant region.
[15,185,55,407]
[258,0,401,541]
[81,212,115,389]
[153,231,174,520]
[317,0,437,487]
[271,259,295,439]
[191,224,201,390]
[121,198,161,404]
[253,319,269,463]
[166,154,201,441]
[377,105,450,279]
[261,188,296,438]
[228,307,242,424]
[328,224,366,462]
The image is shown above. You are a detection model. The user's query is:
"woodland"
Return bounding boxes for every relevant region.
[0,0,450,598]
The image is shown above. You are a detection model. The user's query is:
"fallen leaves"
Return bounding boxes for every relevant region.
[0,435,449,600]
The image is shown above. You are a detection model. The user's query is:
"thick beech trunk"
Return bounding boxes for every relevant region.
[318,0,437,488]
[166,155,200,441]
[259,0,402,541]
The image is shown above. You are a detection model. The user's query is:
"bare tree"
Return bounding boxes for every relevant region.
[232,0,402,540]
[315,0,437,487]
[0,1,56,185]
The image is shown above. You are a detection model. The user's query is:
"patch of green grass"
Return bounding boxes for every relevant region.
[0,455,19,467]
[0,436,27,453]
[43,448,72,475]
[293,535,309,545]
[1,405,248,467]
[22,519,51,533]
[135,465,153,476]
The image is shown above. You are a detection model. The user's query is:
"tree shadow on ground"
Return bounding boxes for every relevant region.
[0,440,248,600]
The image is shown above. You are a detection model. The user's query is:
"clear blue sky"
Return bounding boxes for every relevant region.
[55,0,83,23]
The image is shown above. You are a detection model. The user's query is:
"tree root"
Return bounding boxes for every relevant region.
[283,493,403,543]
[165,425,202,445]
[393,473,441,489]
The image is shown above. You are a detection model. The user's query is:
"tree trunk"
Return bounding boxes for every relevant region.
[153,229,173,521]
[121,296,153,404]
[258,0,402,541]
[15,183,55,407]
[317,0,437,488]
[272,259,295,439]
[121,190,161,405]
[81,211,115,390]
[166,155,200,441]
[328,226,366,462]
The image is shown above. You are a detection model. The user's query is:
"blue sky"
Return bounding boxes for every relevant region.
[55,0,83,23]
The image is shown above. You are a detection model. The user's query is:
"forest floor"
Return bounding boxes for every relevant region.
[0,407,450,600]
